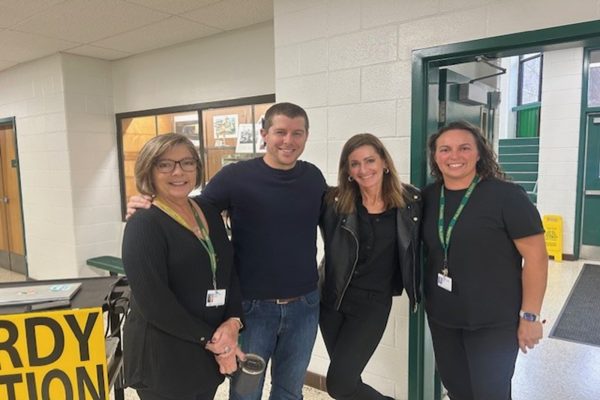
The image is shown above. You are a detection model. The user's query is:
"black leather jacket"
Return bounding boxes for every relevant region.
[319,184,422,311]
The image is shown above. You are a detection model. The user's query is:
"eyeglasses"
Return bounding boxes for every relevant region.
[155,158,197,173]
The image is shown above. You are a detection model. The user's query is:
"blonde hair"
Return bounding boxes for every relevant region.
[134,133,203,196]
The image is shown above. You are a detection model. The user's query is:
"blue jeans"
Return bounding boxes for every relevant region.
[230,289,320,400]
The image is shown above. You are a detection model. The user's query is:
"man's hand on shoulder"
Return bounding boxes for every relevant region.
[126,195,153,219]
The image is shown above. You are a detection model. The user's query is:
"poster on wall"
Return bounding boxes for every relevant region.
[213,115,238,139]
[174,114,200,148]
[235,123,265,153]
[175,121,199,138]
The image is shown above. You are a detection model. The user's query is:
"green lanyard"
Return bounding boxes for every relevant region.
[437,175,480,276]
[154,199,218,290]
[189,201,218,290]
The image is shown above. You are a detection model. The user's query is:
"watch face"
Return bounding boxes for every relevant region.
[522,312,536,321]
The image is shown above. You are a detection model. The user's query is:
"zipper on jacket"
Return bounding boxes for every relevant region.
[409,203,419,313]
[337,223,359,310]
[412,242,418,313]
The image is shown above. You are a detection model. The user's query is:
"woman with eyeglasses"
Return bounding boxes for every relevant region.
[122,133,244,400]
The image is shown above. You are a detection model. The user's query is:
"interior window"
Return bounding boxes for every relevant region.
[117,97,274,219]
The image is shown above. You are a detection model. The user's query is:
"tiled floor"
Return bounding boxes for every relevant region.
[118,377,330,400]
[511,260,600,400]
[4,260,600,400]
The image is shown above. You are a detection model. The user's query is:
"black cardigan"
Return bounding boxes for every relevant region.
[122,198,242,397]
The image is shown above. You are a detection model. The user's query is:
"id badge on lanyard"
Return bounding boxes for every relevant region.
[206,289,226,307]
[437,272,452,292]
[437,175,480,293]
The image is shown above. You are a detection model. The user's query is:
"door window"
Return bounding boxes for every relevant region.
[587,50,600,107]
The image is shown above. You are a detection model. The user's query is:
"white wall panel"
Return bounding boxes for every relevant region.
[537,48,583,255]
[362,61,410,102]
[327,68,361,105]
[112,22,275,113]
[329,25,397,70]
[299,39,329,75]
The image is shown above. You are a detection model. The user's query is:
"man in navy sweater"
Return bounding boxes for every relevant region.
[128,103,327,400]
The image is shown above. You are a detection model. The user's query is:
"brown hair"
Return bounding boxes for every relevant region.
[262,102,309,131]
[427,121,506,182]
[134,133,203,196]
[327,133,405,214]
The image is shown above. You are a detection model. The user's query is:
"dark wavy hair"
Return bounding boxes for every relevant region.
[327,133,405,214]
[427,121,506,182]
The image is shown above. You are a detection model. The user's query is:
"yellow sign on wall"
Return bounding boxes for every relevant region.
[543,214,563,262]
[0,307,109,400]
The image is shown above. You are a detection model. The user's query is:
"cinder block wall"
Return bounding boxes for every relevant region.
[537,48,583,256]
[272,1,600,398]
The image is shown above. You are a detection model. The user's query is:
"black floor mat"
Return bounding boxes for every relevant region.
[550,263,600,347]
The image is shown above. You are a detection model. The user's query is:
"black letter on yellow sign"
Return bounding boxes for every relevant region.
[25,317,64,366]
[0,374,22,400]
[26,372,38,400]
[41,369,73,400]
[76,364,106,400]
[65,311,98,361]
[0,320,22,369]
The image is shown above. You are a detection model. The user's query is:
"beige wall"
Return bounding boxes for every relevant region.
[112,21,275,113]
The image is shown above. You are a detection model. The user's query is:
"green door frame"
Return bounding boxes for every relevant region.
[408,20,600,400]
[579,48,600,258]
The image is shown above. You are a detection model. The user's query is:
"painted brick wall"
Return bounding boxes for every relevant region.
[273,0,600,398]
[61,54,122,276]
[537,47,584,255]
[0,54,120,279]
[111,22,275,113]
[0,55,78,279]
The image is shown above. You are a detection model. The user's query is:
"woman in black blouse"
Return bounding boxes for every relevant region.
[319,133,421,400]
[122,134,244,400]
[422,121,547,400]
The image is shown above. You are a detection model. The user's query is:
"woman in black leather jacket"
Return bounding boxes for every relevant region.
[319,133,421,400]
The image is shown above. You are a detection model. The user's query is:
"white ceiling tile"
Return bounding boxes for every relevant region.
[64,44,131,61]
[0,29,78,62]
[0,0,65,28]
[185,0,273,30]
[12,0,169,43]
[92,15,221,53]
[124,0,221,15]
[0,0,274,74]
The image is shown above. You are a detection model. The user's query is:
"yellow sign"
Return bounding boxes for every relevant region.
[543,214,563,262]
[0,307,109,400]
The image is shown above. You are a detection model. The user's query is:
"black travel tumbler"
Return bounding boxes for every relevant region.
[231,353,266,396]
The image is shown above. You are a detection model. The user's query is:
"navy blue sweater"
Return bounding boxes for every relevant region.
[201,157,327,300]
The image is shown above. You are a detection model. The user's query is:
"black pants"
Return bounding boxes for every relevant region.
[428,319,519,400]
[319,287,394,400]
[137,386,218,400]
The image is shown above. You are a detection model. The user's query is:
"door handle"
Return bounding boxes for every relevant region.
[584,190,600,195]
[2,197,7,204]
